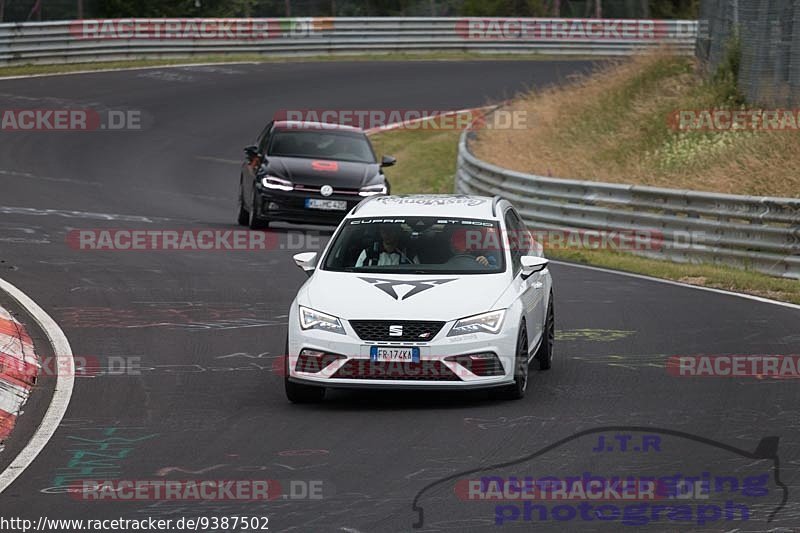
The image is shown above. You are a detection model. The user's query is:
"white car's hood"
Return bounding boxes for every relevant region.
[305,270,508,321]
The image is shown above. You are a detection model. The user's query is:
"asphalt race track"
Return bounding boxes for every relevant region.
[0,60,799,532]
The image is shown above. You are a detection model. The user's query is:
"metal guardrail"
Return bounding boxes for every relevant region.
[0,18,697,66]
[456,129,800,279]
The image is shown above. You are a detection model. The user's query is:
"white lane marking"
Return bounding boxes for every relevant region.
[136,71,195,83]
[0,205,161,222]
[0,61,259,81]
[0,169,220,203]
[195,156,241,165]
[0,169,101,187]
[550,260,800,311]
[0,277,74,494]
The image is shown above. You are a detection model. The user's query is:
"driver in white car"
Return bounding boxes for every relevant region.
[356,225,419,267]
[449,227,498,267]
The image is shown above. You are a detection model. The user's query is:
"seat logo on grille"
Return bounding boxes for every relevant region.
[358,277,457,300]
[389,325,403,336]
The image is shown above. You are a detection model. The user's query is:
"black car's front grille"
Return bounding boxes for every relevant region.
[293,184,360,196]
[348,320,445,342]
[331,360,460,381]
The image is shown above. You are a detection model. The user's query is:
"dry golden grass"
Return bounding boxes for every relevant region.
[367,106,800,304]
[472,53,800,197]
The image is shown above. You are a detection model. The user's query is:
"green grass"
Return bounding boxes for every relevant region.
[369,111,800,306]
[0,51,593,79]
[370,122,464,195]
[561,56,694,164]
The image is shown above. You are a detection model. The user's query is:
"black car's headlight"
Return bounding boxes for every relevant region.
[448,310,506,336]
[358,183,387,197]
[299,306,346,335]
[261,176,293,191]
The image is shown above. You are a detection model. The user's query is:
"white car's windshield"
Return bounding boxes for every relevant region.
[322,217,506,274]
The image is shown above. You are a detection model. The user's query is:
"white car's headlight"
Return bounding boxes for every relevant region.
[358,183,387,197]
[299,306,346,335]
[448,310,506,336]
[261,176,293,191]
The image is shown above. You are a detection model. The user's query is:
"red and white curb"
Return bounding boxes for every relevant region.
[0,306,40,448]
[0,277,73,494]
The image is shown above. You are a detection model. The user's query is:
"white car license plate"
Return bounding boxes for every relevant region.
[370,346,420,363]
[305,198,347,210]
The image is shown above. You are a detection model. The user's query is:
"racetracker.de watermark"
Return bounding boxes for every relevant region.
[455,477,667,502]
[0,355,140,379]
[667,109,800,131]
[70,480,281,501]
[455,19,696,40]
[278,354,520,380]
[451,228,665,252]
[667,355,800,378]
[67,229,285,251]
[0,109,142,131]
[274,108,528,131]
[69,18,333,40]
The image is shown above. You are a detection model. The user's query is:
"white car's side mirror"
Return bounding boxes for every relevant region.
[293,252,318,275]
[520,255,548,279]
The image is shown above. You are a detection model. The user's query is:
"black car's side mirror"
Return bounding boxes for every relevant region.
[381,155,396,167]
[244,145,261,160]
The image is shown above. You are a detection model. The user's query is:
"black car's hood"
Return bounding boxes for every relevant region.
[265,156,380,188]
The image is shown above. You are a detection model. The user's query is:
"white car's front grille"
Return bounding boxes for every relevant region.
[348,320,445,341]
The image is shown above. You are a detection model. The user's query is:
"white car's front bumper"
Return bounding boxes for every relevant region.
[287,308,520,389]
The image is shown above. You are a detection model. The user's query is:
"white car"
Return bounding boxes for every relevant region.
[285,194,554,402]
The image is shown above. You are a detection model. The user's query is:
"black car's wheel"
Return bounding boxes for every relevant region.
[237,182,249,226]
[494,321,529,401]
[535,294,555,370]
[249,189,269,230]
[284,337,325,403]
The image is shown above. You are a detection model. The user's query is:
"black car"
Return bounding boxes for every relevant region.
[237,121,395,228]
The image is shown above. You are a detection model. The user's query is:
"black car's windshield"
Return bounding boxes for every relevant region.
[323,217,506,274]
[267,129,376,164]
